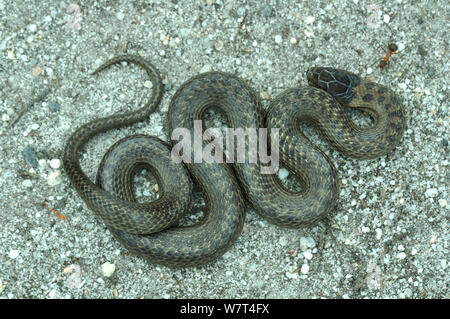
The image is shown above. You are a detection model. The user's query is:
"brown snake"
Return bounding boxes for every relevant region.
[63,55,406,267]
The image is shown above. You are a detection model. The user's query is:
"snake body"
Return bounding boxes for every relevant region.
[63,55,405,267]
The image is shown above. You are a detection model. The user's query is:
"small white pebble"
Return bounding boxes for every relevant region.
[101,262,116,277]
[397,252,407,260]
[425,188,438,198]
[366,67,373,75]
[398,245,405,251]
[159,33,169,42]
[303,251,313,260]
[375,228,382,240]
[31,123,39,130]
[383,14,390,23]
[277,168,289,180]
[9,250,19,259]
[299,237,316,251]
[116,12,124,20]
[398,83,407,90]
[290,37,297,45]
[285,271,297,279]
[144,80,153,88]
[411,248,417,255]
[438,199,447,207]
[300,264,309,274]
[49,159,61,169]
[2,113,10,122]
[200,64,212,73]
[28,24,37,32]
[22,179,33,188]
[48,289,58,298]
[274,35,282,44]
[305,16,315,24]
[285,265,298,279]
[38,159,47,168]
[47,170,62,186]
[361,226,370,233]
[399,198,405,205]
[8,50,16,59]
[397,43,405,51]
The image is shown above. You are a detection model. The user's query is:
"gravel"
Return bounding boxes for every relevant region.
[0,0,448,299]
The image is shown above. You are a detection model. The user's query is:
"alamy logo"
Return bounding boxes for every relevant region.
[171,120,280,174]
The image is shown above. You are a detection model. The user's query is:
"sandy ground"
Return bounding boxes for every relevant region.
[0,0,448,298]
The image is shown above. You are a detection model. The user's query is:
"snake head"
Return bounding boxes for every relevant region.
[306,67,361,105]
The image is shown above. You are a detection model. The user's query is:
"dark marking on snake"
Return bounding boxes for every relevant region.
[363,94,374,102]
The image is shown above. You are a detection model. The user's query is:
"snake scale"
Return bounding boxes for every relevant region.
[63,55,405,267]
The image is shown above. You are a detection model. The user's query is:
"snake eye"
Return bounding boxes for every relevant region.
[306,67,360,104]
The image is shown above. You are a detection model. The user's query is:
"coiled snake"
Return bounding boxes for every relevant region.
[63,55,405,267]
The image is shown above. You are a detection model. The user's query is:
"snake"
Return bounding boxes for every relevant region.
[63,55,406,267]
